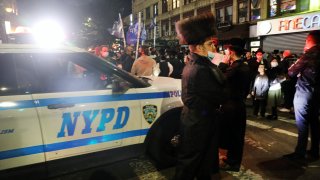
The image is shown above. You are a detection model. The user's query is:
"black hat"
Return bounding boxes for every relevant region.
[273,49,279,54]
[255,48,265,54]
[175,13,217,45]
[225,38,245,55]
[229,38,245,48]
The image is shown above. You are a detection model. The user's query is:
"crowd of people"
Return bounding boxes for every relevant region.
[90,44,186,79]
[89,13,319,179]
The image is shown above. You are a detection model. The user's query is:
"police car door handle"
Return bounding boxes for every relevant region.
[47,103,75,109]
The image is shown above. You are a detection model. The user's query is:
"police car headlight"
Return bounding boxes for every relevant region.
[0,102,17,108]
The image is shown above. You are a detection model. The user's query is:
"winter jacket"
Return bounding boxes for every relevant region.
[131,55,157,76]
[252,74,269,99]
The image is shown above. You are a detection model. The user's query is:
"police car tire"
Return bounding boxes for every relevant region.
[145,107,182,170]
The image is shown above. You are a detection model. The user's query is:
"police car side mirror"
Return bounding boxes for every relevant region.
[112,79,125,93]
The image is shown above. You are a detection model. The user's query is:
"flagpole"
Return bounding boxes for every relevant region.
[153,17,156,48]
[119,13,126,48]
[142,22,145,45]
[135,12,141,60]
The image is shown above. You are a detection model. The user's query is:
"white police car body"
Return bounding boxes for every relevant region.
[0,44,182,179]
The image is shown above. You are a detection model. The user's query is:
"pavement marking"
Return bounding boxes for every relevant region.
[273,128,298,137]
[247,120,272,129]
[247,120,310,140]
[278,117,296,125]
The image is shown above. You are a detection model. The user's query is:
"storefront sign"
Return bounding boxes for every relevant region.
[250,41,260,47]
[257,11,320,36]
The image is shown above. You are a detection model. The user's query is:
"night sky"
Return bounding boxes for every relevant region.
[16,0,132,34]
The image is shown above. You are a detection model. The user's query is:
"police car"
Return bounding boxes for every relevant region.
[0,44,182,179]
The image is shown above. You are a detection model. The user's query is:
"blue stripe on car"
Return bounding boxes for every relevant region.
[0,91,172,111]
[0,128,149,160]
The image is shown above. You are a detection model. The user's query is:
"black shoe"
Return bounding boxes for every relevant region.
[283,152,305,161]
[220,161,240,172]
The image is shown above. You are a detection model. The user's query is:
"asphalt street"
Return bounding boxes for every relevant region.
[50,106,320,180]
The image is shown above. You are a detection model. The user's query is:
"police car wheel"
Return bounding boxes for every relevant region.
[145,107,182,170]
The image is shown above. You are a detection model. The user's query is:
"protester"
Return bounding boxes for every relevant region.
[157,48,173,77]
[218,41,251,172]
[283,30,320,161]
[131,46,157,76]
[253,48,269,70]
[99,45,109,59]
[266,58,285,120]
[279,50,296,112]
[244,50,255,82]
[251,64,269,117]
[208,38,225,66]
[169,48,185,79]
[120,46,135,72]
[174,13,226,180]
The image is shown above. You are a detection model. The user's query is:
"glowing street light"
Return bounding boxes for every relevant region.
[32,20,66,47]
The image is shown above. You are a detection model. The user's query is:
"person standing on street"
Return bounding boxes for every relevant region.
[131,46,157,76]
[283,30,320,161]
[174,13,226,180]
[120,46,135,72]
[251,64,269,118]
[218,41,251,172]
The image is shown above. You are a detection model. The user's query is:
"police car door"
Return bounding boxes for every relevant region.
[0,54,46,171]
[30,52,142,161]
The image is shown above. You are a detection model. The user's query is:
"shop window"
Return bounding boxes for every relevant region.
[225,6,233,22]
[216,8,224,23]
[154,3,158,17]
[251,0,261,20]
[281,0,296,13]
[184,0,196,5]
[216,6,232,23]
[162,0,168,13]
[238,1,248,23]
[269,0,297,17]
[173,0,180,9]
[146,7,150,19]
[300,0,309,11]
[162,20,169,37]
[270,0,278,17]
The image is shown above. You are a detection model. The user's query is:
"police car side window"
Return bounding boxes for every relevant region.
[0,54,39,96]
[0,54,19,96]
[30,53,106,93]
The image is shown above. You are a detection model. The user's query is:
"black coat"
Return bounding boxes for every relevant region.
[120,53,134,72]
[288,45,320,95]
[219,59,251,101]
[181,53,226,115]
[176,53,226,179]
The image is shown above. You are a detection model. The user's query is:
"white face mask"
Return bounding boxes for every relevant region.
[101,52,108,57]
[271,61,278,67]
[207,51,215,60]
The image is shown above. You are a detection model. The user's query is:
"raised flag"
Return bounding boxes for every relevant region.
[108,17,124,38]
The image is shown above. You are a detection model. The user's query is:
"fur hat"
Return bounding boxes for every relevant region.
[175,13,217,45]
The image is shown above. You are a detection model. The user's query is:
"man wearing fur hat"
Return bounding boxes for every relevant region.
[174,13,226,179]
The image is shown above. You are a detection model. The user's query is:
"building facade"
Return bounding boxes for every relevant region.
[0,0,18,43]
[131,0,319,52]
[131,0,263,48]
[252,0,320,54]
